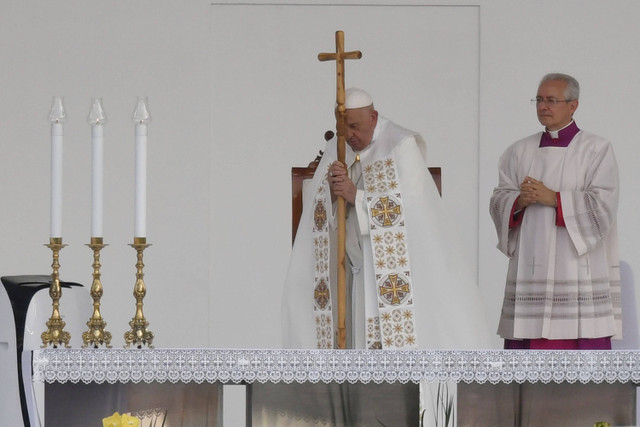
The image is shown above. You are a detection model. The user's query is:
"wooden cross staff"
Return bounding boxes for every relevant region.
[318,31,362,349]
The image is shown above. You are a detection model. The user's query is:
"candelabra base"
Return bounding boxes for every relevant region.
[124,318,154,349]
[41,237,71,348]
[83,320,113,348]
[82,237,112,348]
[124,237,154,349]
[41,318,71,349]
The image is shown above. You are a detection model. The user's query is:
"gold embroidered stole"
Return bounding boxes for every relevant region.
[364,157,417,349]
[312,167,333,348]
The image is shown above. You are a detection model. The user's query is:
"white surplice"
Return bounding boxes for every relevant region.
[490,129,622,340]
[282,116,493,350]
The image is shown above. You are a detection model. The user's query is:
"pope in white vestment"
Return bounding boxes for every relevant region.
[282,88,492,350]
[490,73,621,349]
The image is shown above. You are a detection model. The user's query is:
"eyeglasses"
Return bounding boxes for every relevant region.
[531,98,574,107]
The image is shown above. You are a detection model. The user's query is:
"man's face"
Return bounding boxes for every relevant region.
[536,79,579,131]
[345,107,378,152]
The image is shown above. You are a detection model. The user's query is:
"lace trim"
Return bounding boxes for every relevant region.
[32,349,640,385]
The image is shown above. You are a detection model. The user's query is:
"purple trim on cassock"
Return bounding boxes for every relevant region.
[504,337,612,350]
[539,121,580,147]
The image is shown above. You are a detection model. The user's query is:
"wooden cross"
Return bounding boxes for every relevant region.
[318,31,361,350]
[318,31,362,137]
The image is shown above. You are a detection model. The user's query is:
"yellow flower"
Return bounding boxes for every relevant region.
[103,412,122,427]
[102,412,141,427]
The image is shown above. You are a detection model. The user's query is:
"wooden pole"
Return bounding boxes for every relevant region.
[318,31,361,349]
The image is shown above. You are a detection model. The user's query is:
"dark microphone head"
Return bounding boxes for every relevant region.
[324,130,335,141]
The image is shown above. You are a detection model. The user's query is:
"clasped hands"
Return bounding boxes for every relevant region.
[516,176,557,210]
[329,161,357,205]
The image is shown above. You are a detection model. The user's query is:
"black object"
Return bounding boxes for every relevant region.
[1,275,83,427]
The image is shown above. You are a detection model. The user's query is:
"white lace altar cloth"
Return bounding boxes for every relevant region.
[32,349,640,385]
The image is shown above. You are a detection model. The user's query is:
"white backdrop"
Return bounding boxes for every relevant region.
[0,1,639,351]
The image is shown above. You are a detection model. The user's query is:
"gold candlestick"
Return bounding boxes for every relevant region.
[41,237,71,348]
[82,237,112,348]
[124,237,154,348]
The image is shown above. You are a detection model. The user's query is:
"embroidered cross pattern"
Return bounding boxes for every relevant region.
[312,185,332,348]
[363,155,417,348]
[379,273,411,306]
[371,196,402,227]
[314,279,330,310]
[313,200,327,231]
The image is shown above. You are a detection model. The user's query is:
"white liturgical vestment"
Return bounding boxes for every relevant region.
[282,116,493,350]
[490,127,621,340]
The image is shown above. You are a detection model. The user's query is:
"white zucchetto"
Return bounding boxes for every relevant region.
[345,88,373,109]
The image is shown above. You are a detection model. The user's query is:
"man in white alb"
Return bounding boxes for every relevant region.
[283,88,492,350]
[490,73,621,350]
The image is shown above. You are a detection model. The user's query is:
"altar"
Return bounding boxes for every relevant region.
[31,348,640,426]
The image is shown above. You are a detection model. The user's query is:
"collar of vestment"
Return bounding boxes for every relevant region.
[539,120,580,148]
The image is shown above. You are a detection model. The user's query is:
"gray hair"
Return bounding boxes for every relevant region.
[540,73,580,100]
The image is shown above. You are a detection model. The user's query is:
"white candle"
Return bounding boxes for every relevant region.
[91,124,104,237]
[88,98,107,238]
[50,121,63,238]
[134,122,147,238]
